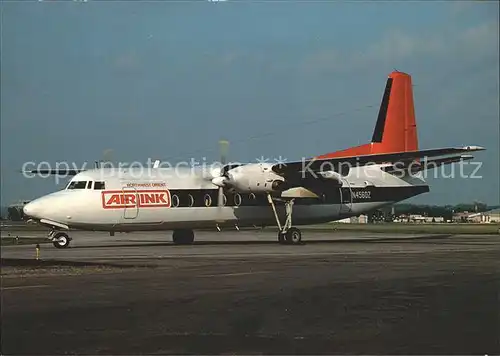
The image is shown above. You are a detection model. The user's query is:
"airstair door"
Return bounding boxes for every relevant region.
[339,182,353,215]
[122,187,139,219]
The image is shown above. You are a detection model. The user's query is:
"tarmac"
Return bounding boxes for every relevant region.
[1,230,499,354]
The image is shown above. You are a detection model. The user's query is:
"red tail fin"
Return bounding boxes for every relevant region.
[317,71,418,159]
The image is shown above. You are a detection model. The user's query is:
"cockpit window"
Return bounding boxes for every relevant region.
[94,181,105,190]
[86,181,93,189]
[67,181,87,190]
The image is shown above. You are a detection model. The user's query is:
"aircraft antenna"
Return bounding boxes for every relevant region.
[102,149,114,169]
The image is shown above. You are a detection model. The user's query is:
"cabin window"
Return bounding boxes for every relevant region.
[172,195,179,208]
[188,194,194,207]
[234,193,241,206]
[94,181,105,190]
[86,181,93,189]
[247,193,257,206]
[204,194,212,207]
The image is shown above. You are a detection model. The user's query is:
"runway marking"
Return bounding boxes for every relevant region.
[198,271,271,278]
[2,285,48,291]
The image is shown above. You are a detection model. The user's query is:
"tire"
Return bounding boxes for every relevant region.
[278,232,286,244]
[285,227,302,245]
[172,229,195,245]
[53,232,70,249]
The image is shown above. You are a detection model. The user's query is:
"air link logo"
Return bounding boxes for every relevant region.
[101,190,171,209]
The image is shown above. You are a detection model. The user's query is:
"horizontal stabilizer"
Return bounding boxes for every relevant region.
[383,155,475,174]
[273,146,485,176]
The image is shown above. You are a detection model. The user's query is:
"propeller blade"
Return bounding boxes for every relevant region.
[218,139,229,207]
[218,186,224,207]
[216,140,229,225]
[101,148,114,168]
[219,140,229,167]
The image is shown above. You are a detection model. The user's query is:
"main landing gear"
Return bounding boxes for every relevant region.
[267,194,302,245]
[48,230,71,249]
[172,229,195,245]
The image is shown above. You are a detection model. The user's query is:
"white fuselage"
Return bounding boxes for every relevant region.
[23,165,429,232]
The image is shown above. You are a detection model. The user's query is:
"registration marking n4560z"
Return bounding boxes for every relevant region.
[351,190,371,199]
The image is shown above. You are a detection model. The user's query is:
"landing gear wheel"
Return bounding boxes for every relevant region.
[267,194,303,246]
[278,232,286,244]
[53,232,70,249]
[172,229,195,245]
[285,227,302,245]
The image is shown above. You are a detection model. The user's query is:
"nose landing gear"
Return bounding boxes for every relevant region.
[48,230,71,249]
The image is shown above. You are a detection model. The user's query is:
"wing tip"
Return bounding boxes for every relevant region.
[462,145,486,152]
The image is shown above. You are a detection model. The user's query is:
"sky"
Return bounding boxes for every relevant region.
[1,0,499,206]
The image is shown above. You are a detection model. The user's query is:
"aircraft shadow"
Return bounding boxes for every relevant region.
[0,258,151,269]
[70,234,452,250]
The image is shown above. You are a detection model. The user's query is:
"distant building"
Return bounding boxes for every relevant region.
[487,209,500,223]
[453,212,471,223]
[453,209,500,223]
[468,209,500,223]
[393,214,446,223]
[335,215,369,224]
[350,215,368,224]
[409,214,426,223]
[425,217,444,223]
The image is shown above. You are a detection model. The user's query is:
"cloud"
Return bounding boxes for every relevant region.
[364,29,444,61]
[301,20,498,75]
[458,21,498,54]
[221,51,241,65]
[219,49,266,66]
[450,1,497,18]
[300,49,343,74]
[113,51,140,71]
[450,1,475,17]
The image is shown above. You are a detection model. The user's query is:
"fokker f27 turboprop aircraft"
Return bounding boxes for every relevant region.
[23,71,484,248]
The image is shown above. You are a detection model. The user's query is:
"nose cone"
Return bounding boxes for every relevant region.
[23,200,40,219]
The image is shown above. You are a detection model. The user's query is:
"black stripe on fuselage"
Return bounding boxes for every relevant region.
[164,185,429,208]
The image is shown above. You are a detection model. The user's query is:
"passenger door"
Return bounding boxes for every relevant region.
[339,184,353,215]
[122,187,139,219]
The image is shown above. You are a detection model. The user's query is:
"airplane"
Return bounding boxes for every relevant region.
[22,71,485,249]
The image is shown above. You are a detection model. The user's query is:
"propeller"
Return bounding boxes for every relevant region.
[102,149,114,169]
[218,140,229,204]
[215,140,229,225]
[94,149,114,169]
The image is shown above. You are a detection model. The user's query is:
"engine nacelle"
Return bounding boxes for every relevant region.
[225,163,287,193]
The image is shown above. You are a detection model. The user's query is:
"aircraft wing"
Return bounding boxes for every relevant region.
[272,146,485,176]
